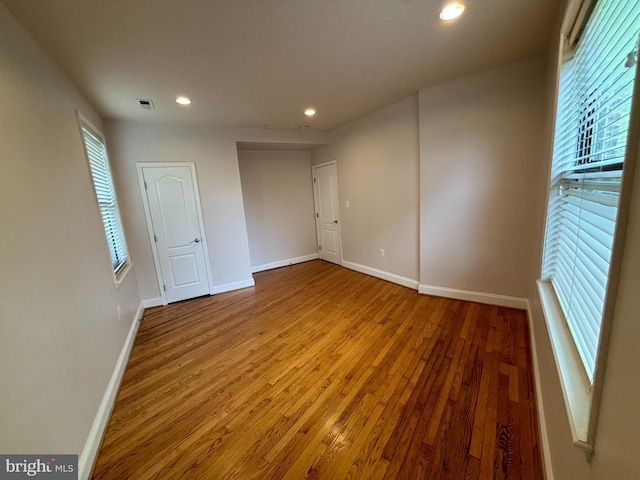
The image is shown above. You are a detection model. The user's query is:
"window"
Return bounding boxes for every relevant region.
[79,117,131,284]
[539,0,640,455]
[542,0,640,384]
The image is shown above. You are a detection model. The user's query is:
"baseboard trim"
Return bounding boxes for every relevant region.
[251,253,319,273]
[78,302,144,480]
[342,261,419,290]
[211,278,256,294]
[526,300,555,480]
[141,297,162,308]
[418,284,528,309]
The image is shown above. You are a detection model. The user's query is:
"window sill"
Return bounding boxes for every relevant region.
[113,262,133,289]
[537,280,594,460]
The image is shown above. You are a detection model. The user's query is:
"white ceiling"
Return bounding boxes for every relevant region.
[2,0,560,131]
[236,142,324,151]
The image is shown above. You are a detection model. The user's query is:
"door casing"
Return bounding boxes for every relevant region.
[136,162,214,305]
[312,160,343,265]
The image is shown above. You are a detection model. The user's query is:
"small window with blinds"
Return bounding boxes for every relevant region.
[542,0,640,382]
[79,118,130,282]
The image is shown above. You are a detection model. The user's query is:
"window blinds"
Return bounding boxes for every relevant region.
[81,125,129,274]
[543,0,640,382]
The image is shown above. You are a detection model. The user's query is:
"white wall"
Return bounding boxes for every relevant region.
[105,121,329,302]
[105,122,251,301]
[419,56,548,300]
[311,96,420,283]
[238,150,317,270]
[9,0,639,475]
[0,3,140,456]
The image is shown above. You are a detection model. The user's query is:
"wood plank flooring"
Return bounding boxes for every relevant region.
[91,260,543,479]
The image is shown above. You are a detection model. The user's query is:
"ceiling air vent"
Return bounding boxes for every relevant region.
[137,98,154,110]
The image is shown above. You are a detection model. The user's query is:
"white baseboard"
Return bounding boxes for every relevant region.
[251,253,319,273]
[526,300,554,480]
[79,301,144,480]
[211,278,256,294]
[418,284,528,309]
[342,261,419,290]
[141,297,162,308]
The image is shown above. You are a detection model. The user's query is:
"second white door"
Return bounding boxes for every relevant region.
[312,162,342,265]
[139,164,211,303]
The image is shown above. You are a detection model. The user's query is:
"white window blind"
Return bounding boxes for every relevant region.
[542,0,640,382]
[80,124,129,275]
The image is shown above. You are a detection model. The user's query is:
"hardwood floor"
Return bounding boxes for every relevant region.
[91,260,543,479]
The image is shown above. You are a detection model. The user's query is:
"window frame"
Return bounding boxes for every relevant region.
[77,113,132,288]
[538,0,640,458]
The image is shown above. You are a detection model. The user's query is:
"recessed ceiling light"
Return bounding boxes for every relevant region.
[304,108,317,116]
[439,3,465,21]
[176,96,192,105]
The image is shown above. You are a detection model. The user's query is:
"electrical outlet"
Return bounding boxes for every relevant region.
[345,200,350,208]
[380,248,385,257]
[117,305,122,320]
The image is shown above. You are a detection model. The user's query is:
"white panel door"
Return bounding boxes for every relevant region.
[312,162,342,265]
[141,165,210,303]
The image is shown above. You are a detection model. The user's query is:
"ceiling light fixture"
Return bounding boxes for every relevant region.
[304,108,317,116]
[176,96,192,105]
[439,3,465,21]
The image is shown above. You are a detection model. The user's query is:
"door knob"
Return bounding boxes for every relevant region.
[333,220,338,224]
[193,238,200,243]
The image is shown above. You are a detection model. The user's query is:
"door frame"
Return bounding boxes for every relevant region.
[312,160,343,265]
[136,162,215,305]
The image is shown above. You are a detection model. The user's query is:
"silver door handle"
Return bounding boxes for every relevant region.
[193,238,200,243]
[333,220,338,224]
